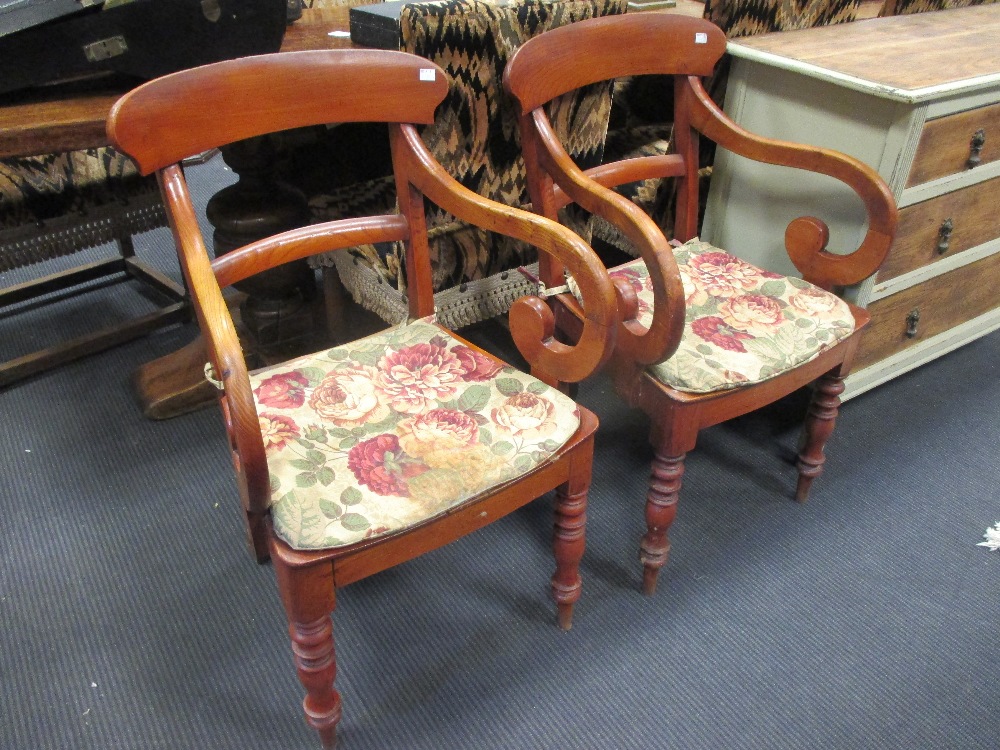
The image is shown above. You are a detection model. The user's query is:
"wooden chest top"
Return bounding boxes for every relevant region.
[727,5,1000,101]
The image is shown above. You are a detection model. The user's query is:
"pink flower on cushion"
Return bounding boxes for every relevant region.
[347,434,427,497]
[610,266,653,318]
[788,286,843,317]
[690,316,754,353]
[492,391,558,439]
[398,408,480,458]
[308,365,389,428]
[452,345,503,381]
[375,343,466,414]
[718,294,784,335]
[254,371,308,409]
[685,252,774,299]
[259,413,300,453]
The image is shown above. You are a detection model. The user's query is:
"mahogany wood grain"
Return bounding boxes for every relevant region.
[878,175,1000,281]
[506,13,896,595]
[107,48,616,747]
[855,249,1000,369]
[906,102,1000,187]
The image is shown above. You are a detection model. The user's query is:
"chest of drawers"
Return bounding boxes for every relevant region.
[701,5,1000,398]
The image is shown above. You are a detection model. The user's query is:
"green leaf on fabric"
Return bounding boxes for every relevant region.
[513,455,532,472]
[269,475,281,494]
[306,449,326,465]
[349,347,382,366]
[458,384,491,412]
[299,366,327,386]
[304,425,328,443]
[495,377,523,396]
[696,344,714,356]
[325,348,349,361]
[492,441,514,455]
[316,467,336,486]
[539,439,561,451]
[290,459,316,471]
[328,427,353,439]
[796,317,814,329]
[479,427,494,445]
[340,513,371,532]
[319,498,343,519]
[341,487,363,506]
[339,436,358,450]
[760,280,786,297]
[296,472,318,488]
[526,380,549,395]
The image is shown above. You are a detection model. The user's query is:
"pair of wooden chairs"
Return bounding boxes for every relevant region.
[106,14,897,748]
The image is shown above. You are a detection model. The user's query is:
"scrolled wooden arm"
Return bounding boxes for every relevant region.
[685,76,898,290]
[393,122,618,383]
[525,110,686,367]
[159,165,271,517]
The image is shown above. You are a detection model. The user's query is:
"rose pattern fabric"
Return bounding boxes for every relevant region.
[607,239,856,394]
[248,320,581,551]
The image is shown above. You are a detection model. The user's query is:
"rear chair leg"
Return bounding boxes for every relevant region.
[796,371,845,503]
[641,452,686,596]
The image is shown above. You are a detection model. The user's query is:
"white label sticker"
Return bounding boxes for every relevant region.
[419,68,436,81]
[327,30,351,38]
[695,32,708,44]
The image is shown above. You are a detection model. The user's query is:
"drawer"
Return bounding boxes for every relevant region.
[906,102,1000,187]
[877,175,1000,281]
[855,249,1000,370]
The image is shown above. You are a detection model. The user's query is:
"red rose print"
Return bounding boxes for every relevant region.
[452,345,503,381]
[347,434,427,497]
[691,316,755,353]
[375,342,466,414]
[258,413,300,453]
[254,371,308,409]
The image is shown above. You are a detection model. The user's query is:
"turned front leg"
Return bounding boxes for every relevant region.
[552,476,588,631]
[640,452,685,596]
[289,615,342,749]
[796,372,845,503]
[273,559,342,749]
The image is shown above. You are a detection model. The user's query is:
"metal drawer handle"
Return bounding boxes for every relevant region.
[905,308,920,339]
[968,129,986,168]
[937,217,954,254]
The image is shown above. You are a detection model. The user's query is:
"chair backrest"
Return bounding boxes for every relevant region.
[506,13,896,366]
[107,48,616,528]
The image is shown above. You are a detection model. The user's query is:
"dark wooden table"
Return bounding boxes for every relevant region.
[0,7,354,160]
[0,8,355,413]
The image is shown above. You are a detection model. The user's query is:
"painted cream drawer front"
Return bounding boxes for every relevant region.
[702,5,1000,399]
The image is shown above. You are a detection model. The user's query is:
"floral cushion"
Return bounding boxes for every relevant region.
[247,320,581,551]
[609,238,856,394]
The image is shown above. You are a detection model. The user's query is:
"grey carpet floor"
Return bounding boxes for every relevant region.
[1,156,998,750]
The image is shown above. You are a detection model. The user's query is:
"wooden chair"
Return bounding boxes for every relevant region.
[505,14,898,594]
[595,0,863,258]
[107,49,616,747]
